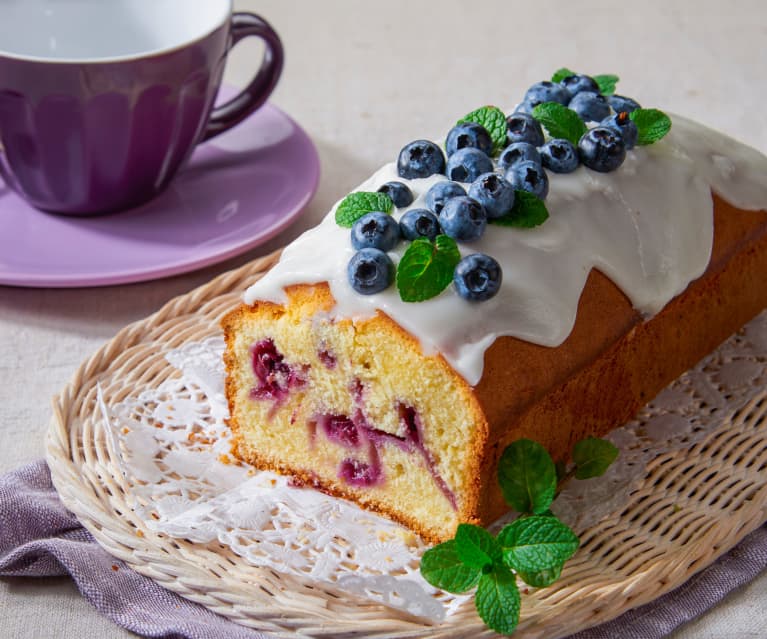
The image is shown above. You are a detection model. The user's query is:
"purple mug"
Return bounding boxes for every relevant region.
[0,0,283,215]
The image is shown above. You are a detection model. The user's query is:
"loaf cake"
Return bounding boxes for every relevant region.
[223,74,767,542]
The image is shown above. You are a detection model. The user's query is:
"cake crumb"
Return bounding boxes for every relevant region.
[247,468,256,477]
[136,530,145,538]
[121,427,130,434]
[111,565,119,571]
[219,454,232,465]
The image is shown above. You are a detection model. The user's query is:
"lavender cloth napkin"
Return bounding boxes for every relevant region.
[1,460,766,639]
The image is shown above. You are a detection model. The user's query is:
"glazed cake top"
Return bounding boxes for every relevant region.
[245,114,767,386]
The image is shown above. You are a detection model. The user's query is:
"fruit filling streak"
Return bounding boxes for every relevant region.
[249,339,306,413]
[249,339,457,510]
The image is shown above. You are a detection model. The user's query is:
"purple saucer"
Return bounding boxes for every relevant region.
[0,101,319,288]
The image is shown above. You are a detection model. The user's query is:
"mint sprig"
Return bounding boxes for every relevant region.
[531,102,587,146]
[335,191,393,228]
[419,436,619,636]
[498,516,579,573]
[594,74,620,96]
[476,566,521,635]
[497,439,557,514]
[396,235,460,302]
[572,437,619,479]
[421,540,481,592]
[630,108,672,145]
[491,190,549,228]
[455,523,502,569]
[457,106,508,155]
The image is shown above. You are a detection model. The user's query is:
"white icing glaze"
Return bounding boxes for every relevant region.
[244,115,767,386]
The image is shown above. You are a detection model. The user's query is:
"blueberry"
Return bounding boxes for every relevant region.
[506,112,545,146]
[608,94,641,114]
[540,139,579,173]
[560,73,599,96]
[468,173,515,219]
[399,208,441,241]
[568,91,610,123]
[347,248,395,295]
[397,140,446,179]
[498,142,541,171]
[454,253,502,301]
[351,212,401,251]
[600,112,638,150]
[425,181,466,214]
[377,181,414,208]
[445,147,493,183]
[578,127,627,172]
[505,160,549,199]
[523,81,571,108]
[445,122,493,157]
[439,196,487,242]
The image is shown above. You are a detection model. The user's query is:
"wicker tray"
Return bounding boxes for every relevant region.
[46,250,767,638]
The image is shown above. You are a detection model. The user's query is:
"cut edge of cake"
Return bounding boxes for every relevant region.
[222,283,490,542]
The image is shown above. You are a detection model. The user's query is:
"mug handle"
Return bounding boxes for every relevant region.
[201,13,284,142]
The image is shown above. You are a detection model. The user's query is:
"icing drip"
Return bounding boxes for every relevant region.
[244,115,767,386]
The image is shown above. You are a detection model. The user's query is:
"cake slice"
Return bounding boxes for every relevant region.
[223,283,487,538]
[223,78,767,542]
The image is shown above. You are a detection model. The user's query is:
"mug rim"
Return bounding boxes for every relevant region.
[0,0,233,65]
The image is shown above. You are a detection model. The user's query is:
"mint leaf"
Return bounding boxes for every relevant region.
[630,108,672,145]
[420,540,481,593]
[497,439,557,514]
[551,67,577,83]
[517,564,562,588]
[396,235,460,302]
[499,515,579,573]
[491,190,549,228]
[457,106,508,154]
[455,523,502,570]
[475,565,521,636]
[532,102,587,146]
[335,191,393,228]
[594,74,619,96]
[572,437,619,479]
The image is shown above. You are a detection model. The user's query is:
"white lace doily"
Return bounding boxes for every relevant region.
[98,311,767,621]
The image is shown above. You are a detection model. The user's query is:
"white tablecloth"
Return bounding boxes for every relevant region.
[2,1,765,636]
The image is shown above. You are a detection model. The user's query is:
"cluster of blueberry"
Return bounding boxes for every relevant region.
[518,75,640,172]
[345,72,647,303]
[346,180,502,301]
